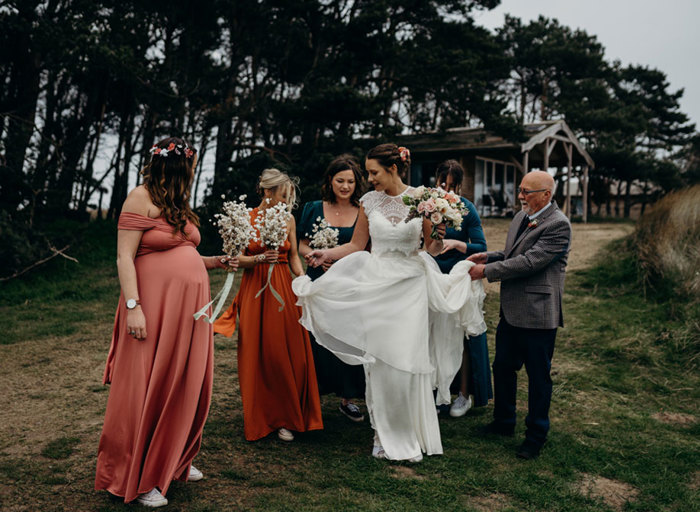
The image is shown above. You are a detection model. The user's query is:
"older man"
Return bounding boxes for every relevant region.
[468,171,571,460]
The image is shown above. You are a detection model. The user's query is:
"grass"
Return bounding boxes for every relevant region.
[0,219,698,511]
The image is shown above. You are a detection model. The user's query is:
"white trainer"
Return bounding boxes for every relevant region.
[449,393,473,417]
[278,428,294,441]
[407,453,423,463]
[136,488,168,508]
[189,464,204,481]
[372,444,387,459]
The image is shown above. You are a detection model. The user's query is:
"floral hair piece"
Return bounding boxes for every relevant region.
[398,146,410,162]
[150,142,195,159]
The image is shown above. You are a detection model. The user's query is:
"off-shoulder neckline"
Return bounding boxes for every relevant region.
[120,211,165,221]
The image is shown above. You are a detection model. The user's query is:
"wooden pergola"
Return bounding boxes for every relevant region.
[395,120,595,221]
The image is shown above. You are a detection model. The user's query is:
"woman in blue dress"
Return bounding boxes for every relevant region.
[298,155,367,422]
[433,160,493,416]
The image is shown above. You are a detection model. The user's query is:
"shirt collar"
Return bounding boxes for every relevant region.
[528,201,552,220]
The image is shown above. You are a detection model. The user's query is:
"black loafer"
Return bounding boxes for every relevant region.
[481,421,515,437]
[516,440,542,460]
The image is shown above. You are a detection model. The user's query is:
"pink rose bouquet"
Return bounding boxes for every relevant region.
[403,186,467,239]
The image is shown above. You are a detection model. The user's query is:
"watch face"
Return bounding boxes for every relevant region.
[126,299,136,309]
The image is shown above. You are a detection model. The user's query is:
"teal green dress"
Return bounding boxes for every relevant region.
[432,197,493,407]
[299,200,365,399]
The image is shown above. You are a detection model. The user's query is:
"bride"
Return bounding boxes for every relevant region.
[293,143,485,462]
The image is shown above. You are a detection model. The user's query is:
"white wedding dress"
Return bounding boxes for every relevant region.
[293,188,486,461]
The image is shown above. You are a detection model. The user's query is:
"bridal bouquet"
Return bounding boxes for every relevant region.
[403,186,467,239]
[195,195,258,324]
[307,217,339,249]
[253,200,292,310]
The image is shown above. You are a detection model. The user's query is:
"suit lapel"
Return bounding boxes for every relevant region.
[505,211,528,253]
[506,202,560,257]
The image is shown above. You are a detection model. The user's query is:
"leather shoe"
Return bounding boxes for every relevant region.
[516,440,542,460]
[481,421,515,437]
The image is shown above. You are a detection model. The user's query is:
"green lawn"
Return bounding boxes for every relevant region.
[0,220,697,511]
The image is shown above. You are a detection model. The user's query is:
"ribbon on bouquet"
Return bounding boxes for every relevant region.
[254,263,285,311]
[193,271,236,323]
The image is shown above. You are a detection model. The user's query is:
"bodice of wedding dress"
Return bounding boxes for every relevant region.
[360,189,423,256]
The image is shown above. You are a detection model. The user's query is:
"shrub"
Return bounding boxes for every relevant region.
[634,185,700,302]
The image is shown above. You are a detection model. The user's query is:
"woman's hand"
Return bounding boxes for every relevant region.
[216,255,239,271]
[262,250,279,264]
[321,260,333,272]
[440,238,465,254]
[434,223,446,240]
[305,249,330,268]
[127,307,147,341]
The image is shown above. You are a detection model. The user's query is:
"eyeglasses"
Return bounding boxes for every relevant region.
[518,187,547,195]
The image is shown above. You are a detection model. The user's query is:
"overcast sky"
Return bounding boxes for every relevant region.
[473,0,700,130]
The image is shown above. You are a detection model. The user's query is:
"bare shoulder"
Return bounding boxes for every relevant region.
[121,186,155,216]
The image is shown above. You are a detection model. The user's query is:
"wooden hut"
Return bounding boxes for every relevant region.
[395,120,595,221]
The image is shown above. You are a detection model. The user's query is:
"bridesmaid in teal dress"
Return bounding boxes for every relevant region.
[298,155,367,422]
[432,160,492,417]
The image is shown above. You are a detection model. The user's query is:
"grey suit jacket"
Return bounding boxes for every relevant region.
[484,201,571,330]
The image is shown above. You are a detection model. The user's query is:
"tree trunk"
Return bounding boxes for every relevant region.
[623,180,632,218]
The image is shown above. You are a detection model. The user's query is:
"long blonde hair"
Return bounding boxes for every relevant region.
[257,168,299,212]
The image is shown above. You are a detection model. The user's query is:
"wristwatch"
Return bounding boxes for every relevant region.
[126,298,141,310]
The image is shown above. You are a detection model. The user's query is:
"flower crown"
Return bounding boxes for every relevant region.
[150,142,195,159]
[398,146,410,162]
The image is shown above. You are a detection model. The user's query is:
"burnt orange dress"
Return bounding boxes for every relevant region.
[214,208,323,441]
[95,212,214,503]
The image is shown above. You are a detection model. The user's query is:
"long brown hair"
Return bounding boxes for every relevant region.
[320,154,366,206]
[366,143,411,178]
[141,136,199,235]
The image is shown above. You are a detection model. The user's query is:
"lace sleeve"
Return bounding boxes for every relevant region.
[359,191,381,217]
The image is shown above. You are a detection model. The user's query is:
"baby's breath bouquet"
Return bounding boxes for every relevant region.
[254,200,291,250]
[253,199,292,310]
[215,195,258,258]
[308,217,339,249]
[194,195,257,324]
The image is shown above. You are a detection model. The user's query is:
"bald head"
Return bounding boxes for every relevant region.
[519,171,554,215]
[522,171,554,193]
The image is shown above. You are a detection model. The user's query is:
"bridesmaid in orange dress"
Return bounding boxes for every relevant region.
[214,168,323,443]
[95,137,238,509]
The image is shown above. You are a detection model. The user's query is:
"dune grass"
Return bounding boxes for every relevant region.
[0,219,698,511]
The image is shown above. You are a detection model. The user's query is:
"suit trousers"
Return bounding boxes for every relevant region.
[492,317,556,446]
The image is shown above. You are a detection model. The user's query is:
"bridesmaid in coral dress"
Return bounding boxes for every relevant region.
[214,168,323,443]
[95,137,237,509]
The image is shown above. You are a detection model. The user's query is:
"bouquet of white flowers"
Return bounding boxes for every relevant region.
[254,200,291,250]
[253,199,292,310]
[194,195,257,324]
[402,186,467,239]
[308,217,339,249]
[214,195,258,258]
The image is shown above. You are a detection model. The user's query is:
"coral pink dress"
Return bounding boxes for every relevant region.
[95,212,214,503]
[213,208,323,441]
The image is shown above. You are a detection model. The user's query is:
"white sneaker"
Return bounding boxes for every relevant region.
[372,444,387,459]
[136,488,168,508]
[278,428,294,442]
[189,464,203,481]
[407,453,423,463]
[449,393,473,417]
